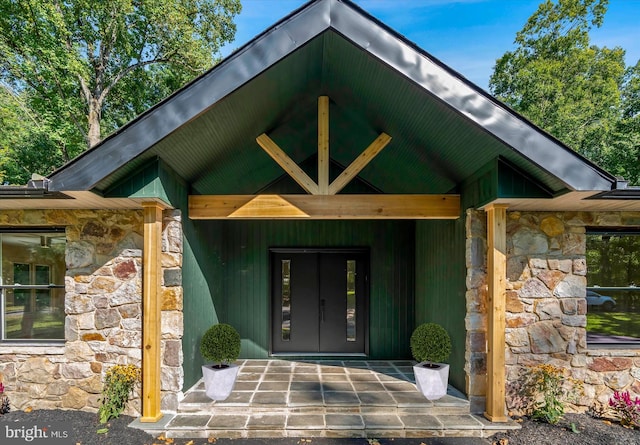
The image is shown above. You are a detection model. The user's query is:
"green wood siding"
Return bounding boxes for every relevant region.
[181,220,226,387]
[415,219,467,392]
[462,157,553,208]
[102,157,187,206]
[191,220,415,362]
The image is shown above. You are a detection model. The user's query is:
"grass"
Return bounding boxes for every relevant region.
[5,310,64,339]
[587,311,640,338]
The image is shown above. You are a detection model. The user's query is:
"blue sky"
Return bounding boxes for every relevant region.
[220,0,640,90]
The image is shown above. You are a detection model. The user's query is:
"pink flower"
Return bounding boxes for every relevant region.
[609,390,640,427]
[0,382,4,393]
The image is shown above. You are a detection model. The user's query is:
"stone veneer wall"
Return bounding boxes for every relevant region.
[466,209,640,415]
[0,209,184,415]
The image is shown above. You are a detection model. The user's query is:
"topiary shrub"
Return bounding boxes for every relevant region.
[200,323,241,368]
[410,322,452,367]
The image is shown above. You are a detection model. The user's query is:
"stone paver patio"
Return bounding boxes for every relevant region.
[131,360,519,438]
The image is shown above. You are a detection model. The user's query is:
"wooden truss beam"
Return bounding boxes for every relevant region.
[329,133,391,195]
[256,96,390,195]
[318,96,330,194]
[256,133,320,195]
[189,194,460,220]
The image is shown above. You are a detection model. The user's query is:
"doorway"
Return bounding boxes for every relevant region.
[271,249,368,354]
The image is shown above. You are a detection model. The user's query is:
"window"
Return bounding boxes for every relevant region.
[281,259,291,341]
[1,230,66,341]
[346,259,356,342]
[586,229,640,346]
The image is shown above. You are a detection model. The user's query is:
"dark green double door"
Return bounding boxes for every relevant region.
[271,249,368,354]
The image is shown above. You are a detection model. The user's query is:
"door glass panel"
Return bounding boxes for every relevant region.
[281,259,291,341]
[346,260,356,341]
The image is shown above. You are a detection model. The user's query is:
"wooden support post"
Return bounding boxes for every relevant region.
[318,96,329,195]
[484,204,509,422]
[140,202,163,423]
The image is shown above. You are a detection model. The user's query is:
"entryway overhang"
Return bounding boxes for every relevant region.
[45,0,618,200]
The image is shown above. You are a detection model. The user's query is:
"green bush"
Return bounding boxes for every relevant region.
[200,323,241,367]
[410,322,452,364]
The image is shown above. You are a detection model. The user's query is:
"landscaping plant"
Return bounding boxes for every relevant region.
[410,322,451,367]
[0,382,9,414]
[200,323,241,368]
[608,390,640,428]
[98,364,141,424]
[524,364,583,425]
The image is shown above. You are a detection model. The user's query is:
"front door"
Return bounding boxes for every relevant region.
[271,249,368,354]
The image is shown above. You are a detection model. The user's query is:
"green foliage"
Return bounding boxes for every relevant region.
[490,0,640,185]
[200,323,241,366]
[410,323,452,364]
[522,364,583,425]
[98,364,141,424]
[586,233,640,287]
[0,0,241,183]
[0,85,66,184]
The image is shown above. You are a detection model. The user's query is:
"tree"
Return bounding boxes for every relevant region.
[0,0,241,183]
[0,83,64,184]
[490,0,640,184]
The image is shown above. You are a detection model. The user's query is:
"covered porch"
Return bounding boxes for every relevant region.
[132,359,518,439]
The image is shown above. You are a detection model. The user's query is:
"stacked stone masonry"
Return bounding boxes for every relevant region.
[0,209,184,415]
[465,209,640,415]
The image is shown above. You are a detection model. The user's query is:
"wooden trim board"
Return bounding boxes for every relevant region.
[189,194,460,219]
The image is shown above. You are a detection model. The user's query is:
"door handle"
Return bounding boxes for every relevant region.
[320,299,325,322]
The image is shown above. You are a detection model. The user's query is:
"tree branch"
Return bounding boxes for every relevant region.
[99,56,171,103]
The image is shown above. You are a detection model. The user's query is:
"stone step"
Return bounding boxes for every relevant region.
[131,412,521,439]
[178,403,471,416]
[177,386,471,416]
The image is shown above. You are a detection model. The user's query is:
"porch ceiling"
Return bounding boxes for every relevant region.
[160,33,471,195]
[46,0,618,201]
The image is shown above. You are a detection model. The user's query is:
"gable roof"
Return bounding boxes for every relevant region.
[12,0,636,211]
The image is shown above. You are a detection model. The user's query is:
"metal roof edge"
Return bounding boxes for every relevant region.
[0,178,72,199]
[585,186,640,200]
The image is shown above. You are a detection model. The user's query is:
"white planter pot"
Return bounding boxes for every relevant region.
[413,362,449,400]
[202,364,239,401]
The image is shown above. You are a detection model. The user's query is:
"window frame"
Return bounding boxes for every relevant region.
[585,227,640,348]
[0,227,66,343]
